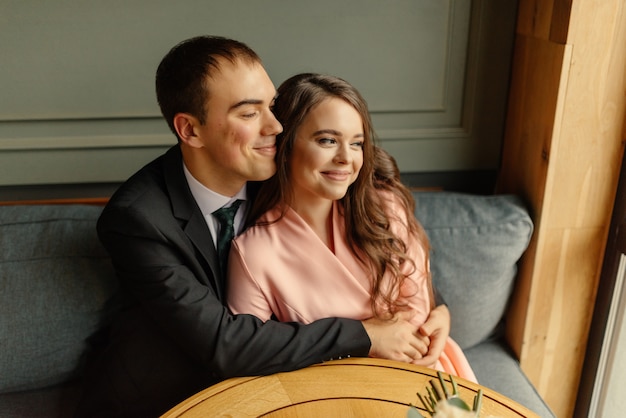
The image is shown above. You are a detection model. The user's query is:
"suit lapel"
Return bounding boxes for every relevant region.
[163,146,223,298]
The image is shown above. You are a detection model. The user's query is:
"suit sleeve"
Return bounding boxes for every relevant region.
[97,203,370,379]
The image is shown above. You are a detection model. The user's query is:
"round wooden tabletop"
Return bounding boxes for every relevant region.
[162,358,539,417]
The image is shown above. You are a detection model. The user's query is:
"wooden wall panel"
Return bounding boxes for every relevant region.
[498,0,626,416]
[497,34,569,361]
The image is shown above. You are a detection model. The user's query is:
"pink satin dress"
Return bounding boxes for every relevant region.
[227,193,477,383]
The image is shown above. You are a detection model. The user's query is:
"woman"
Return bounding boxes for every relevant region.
[227,73,476,381]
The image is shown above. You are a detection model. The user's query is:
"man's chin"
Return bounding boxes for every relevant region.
[250,165,277,182]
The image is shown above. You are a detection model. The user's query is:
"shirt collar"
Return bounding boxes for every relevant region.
[183,163,247,217]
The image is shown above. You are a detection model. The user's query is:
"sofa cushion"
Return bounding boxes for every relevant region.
[0,204,116,393]
[0,380,83,418]
[465,340,555,417]
[414,192,533,350]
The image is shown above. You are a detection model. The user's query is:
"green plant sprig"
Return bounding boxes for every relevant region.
[408,372,483,418]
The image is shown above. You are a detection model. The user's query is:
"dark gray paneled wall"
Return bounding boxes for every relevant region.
[0,0,517,186]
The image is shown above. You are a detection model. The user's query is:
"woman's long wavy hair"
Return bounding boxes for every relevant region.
[247,73,433,317]
[372,146,434,312]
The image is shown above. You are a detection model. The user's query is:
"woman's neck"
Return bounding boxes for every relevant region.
[290,199,334,249]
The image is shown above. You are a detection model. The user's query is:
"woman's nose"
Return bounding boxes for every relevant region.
[334,144,352,164]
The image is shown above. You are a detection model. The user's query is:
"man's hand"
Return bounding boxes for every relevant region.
[362,311,428,363]
[411,304,450,368]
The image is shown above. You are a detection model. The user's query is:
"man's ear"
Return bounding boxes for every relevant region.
[173,113,203,148]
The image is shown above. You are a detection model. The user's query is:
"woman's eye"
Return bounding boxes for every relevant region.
[242,111,258,119]
[318,137,337,145]
[351,141,364,148]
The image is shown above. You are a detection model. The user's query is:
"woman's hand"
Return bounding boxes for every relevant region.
[362,311,428,363]
[411,304,450,367]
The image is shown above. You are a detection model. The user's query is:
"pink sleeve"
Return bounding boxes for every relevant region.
[226,240,274,322]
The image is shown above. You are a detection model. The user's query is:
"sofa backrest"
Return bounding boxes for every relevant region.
[415,192,534,350]
[0,204,117,393]
[0,193,533,393]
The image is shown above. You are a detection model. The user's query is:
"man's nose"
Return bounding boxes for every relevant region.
[262,112,283,136]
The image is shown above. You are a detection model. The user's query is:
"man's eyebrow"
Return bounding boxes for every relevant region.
[229,99,262,111]
[229,94,278,111]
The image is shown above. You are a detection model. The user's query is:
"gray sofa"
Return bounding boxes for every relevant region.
[0,192,555,417]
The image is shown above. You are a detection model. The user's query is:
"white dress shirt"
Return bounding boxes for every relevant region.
[183,163,247,249]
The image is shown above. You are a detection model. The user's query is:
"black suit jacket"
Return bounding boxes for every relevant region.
[77,146,370,417]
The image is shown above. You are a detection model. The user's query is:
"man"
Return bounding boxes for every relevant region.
[76,35,449,417]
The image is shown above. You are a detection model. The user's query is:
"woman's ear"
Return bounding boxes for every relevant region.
[173,113,203,148]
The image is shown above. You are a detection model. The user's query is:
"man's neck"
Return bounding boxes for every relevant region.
[181,146,245,197]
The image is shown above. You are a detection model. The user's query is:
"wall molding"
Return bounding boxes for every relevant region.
[0,0,517,186]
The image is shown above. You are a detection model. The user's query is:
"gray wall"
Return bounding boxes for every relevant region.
[0,0,518,190]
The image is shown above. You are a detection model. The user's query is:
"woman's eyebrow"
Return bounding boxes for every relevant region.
[312,129,364,139]
[312,129,342,136]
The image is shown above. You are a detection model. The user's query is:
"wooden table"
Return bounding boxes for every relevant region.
[162,358,539,417]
